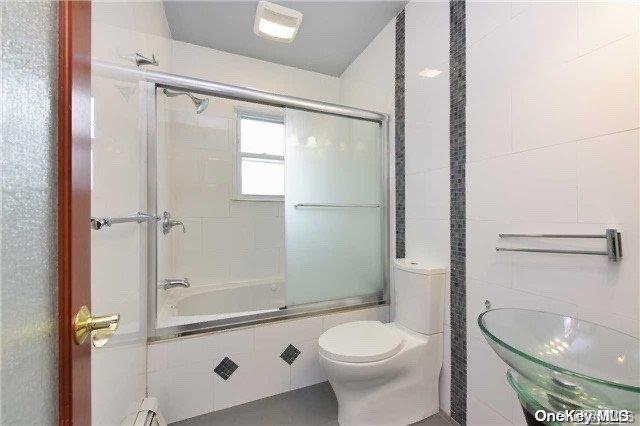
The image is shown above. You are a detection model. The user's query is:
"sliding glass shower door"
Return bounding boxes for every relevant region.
[139,74,388,338]
[285,110,384,305]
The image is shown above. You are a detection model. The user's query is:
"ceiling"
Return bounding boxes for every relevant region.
[163,1,406,76]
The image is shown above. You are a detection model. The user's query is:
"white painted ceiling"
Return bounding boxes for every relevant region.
[163,1,406,76]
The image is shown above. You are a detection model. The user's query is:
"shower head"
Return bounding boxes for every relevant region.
[162,88,210,114]
[193,97,210,114]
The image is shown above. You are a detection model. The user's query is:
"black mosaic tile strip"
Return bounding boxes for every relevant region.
[395,9,406,259]
[280,344,301,365]
[449,1,467,424]
[214,357,238,380]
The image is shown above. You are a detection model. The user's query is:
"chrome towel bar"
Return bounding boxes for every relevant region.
[496,228,622,261]
[294,203,381,208]
[91,212,159,230]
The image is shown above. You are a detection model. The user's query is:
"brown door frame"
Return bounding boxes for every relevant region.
[58,1,92,425]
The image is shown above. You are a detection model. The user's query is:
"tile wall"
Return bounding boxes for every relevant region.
[402,0,452,417]
[148,306,390,423]
[465,2,639,424]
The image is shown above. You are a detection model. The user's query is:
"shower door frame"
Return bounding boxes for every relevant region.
[125,65,390,341]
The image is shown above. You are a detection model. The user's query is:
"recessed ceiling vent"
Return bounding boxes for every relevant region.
[253,1,303,43]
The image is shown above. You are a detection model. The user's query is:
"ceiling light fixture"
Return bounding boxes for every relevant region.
[254,1,303,43]
[419,67,443,78]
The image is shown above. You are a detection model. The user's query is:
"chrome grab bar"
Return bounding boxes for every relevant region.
[91,212,159,230]
[496,228,622,262]
[294,203,380,208]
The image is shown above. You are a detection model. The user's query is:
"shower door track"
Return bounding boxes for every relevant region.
[106,62,389,341]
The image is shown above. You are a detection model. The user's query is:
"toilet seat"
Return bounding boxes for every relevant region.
[318,321,405,363]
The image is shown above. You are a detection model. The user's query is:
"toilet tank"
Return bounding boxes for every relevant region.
[394,259,445,335]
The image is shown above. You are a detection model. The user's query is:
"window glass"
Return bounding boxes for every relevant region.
[240,117,285,156]
[241,158,285,196]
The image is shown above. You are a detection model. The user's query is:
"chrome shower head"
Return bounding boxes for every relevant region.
[162,88,210,114]
[193,97,210,114]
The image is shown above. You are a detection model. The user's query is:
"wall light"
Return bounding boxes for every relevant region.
[419,68,442,78]
[254,1,303,43]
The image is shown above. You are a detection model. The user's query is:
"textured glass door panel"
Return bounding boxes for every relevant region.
[285,109,383,305]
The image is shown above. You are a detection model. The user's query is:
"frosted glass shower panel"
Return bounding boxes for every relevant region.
[285,109,383,305]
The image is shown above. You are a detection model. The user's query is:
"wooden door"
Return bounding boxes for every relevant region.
[58,1,92,424]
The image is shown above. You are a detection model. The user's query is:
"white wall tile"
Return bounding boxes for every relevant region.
[510,2,530,18]
[405,172,428,220]
[578,305,640,339]
[213,352,258,411]
[147,342,168,373]
[202,218,253,253]
[405,0,450,177]
[466,2,639,422]
[468,336,514,420]
[148,360,214,423]
[291,339,327,390]
[468,396,513,426]
[512,34,639,151]
[405,121,450,173]
[509,2,578,78]
[467,22,512,161]
[164,328,254,368]
[405,1,450,68]
[578,1,640,55]
[467,278,578,340]
[92,344,147,426]
[467,220,511,286]
[467,1,511,45]
[439,325,452,415]
[577,129,639,225]
[256,316,324,349]
[469,144,578,222]
[405,218,451,267]
[425,168,450,220]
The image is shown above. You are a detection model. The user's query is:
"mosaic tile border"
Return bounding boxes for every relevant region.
[395,9,406,259]
[449,1,467,424]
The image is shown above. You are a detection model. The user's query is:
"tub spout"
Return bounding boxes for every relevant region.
[162,278,190,290]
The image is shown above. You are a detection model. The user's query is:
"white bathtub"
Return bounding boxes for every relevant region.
[158,279,286,328]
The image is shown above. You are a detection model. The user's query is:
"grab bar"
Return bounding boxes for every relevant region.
[294,203,380,208]
[91,212,159,230]
[496,229,622,262]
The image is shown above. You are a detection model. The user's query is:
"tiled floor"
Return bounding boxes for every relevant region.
[173,382,452,426]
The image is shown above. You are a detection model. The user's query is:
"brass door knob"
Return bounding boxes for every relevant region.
[73,305,120,348]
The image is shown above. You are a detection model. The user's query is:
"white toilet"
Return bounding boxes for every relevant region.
[318,259,445,426]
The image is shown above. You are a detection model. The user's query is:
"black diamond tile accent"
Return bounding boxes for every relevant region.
[280,344,301,365]
[214,357,238,380]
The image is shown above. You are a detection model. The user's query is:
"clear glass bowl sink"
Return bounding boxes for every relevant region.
[478,309,640,415]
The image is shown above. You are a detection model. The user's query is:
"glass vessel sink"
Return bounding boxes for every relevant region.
[478,309,640,419]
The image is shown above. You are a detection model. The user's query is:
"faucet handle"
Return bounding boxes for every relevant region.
[162,211,186,235]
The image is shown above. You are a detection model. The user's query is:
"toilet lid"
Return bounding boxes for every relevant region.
[318,321,405,363]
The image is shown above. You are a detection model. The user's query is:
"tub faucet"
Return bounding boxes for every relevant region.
[162,211,186,235]
[162,278,190,290]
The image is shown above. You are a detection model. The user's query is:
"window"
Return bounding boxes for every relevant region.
[236,112,285,200]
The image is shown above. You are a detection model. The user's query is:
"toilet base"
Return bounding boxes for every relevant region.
[321,326,443,426]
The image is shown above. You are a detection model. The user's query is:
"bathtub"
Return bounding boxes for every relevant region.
[158,279,285,328]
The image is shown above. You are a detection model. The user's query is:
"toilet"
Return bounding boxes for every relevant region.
[318,259,445,426]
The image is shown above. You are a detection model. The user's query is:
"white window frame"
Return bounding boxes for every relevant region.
[234,109,285,202]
